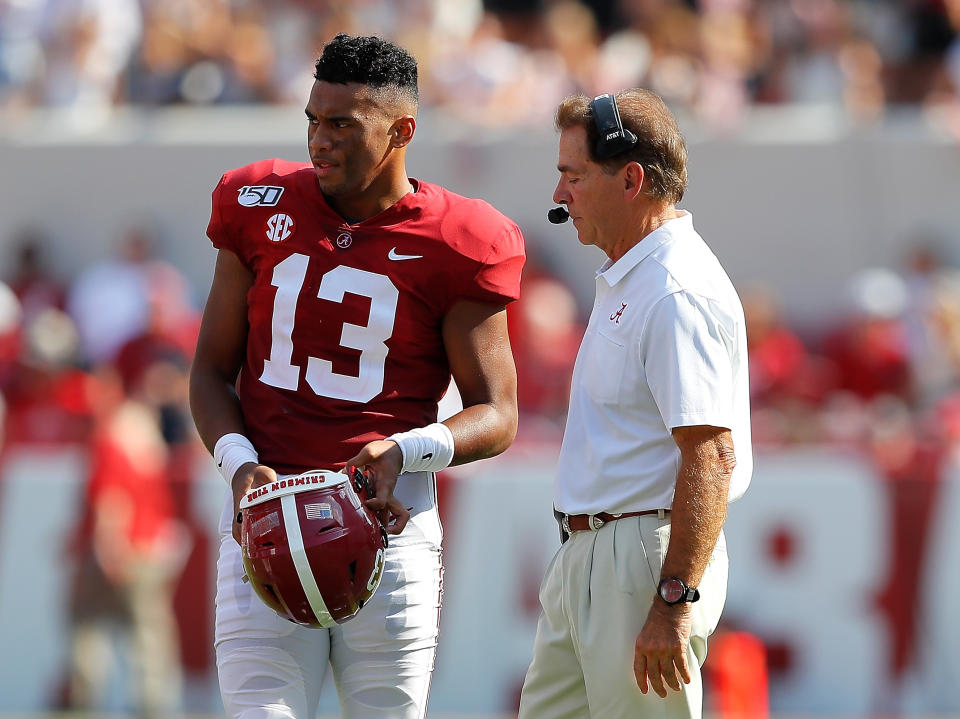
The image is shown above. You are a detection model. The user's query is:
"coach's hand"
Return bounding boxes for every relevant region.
[346,440,409,535]
[231,463,279,545]
[634,600,694,697]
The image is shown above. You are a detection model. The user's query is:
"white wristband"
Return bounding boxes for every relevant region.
[387,422,455,474]
[213,433,259,486]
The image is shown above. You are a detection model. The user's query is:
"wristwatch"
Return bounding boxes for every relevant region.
[657,577,700,605]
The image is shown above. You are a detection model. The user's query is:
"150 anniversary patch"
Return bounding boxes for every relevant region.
[238,185,285,207]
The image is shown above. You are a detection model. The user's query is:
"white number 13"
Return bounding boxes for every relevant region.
[260,253,399,403]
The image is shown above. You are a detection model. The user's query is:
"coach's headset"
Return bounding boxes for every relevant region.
[548,93,638,224]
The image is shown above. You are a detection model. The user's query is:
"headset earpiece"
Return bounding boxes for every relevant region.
[589,93,637,160]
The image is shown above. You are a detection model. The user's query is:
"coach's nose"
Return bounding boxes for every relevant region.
[553,177,570,207]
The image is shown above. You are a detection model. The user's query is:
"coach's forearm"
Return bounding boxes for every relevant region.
[660,430,735,587]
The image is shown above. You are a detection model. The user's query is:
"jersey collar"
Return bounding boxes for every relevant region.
[306,174,432,229]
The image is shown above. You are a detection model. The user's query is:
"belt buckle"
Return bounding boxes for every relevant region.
[589,514,605,530]
[561,515,571,535]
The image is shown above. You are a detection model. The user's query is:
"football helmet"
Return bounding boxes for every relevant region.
[239,468,388,628]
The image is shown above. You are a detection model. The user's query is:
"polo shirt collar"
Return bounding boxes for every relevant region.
[596,211,693,286]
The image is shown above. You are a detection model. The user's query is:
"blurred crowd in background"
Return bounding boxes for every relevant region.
[1,0,960,135]
[3,220,960,484]
[0,226,196,716]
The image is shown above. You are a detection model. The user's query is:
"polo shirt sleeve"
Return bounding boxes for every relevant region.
[640,290,737,431]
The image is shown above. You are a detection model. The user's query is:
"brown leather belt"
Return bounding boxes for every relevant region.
[562,509,669,533]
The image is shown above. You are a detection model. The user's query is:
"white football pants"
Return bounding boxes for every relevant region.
[214,471,442,719]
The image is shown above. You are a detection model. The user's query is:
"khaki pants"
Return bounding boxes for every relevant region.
[69,555,182,718]
[519,514,728,719]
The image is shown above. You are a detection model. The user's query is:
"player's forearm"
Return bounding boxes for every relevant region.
[443,400,518,466]
[659,437,734,586]
[189,365,249,456]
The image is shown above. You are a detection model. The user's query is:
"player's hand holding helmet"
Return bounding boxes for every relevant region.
[346,439,410,535]
[239,468,388,628]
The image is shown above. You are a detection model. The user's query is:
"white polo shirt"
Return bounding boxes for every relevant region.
[555,211,752,515]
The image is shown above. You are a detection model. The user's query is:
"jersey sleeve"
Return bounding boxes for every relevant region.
[433,191,525,309]
[473,222,525,304]
[206,158,297,264]
[640,290,737,431]
[206,173,242,256]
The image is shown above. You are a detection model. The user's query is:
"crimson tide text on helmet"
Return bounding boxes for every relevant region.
[239,468,388,628]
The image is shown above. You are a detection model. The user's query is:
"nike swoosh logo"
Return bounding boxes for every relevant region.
[388,247,423,261]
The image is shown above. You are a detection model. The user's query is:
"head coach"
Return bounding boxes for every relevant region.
[519,89,753,719]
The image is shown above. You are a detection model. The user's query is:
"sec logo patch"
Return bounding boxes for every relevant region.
[266,213,295,243]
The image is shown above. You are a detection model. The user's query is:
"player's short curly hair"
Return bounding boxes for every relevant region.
[556,89,687,204]
[314,33,419,105]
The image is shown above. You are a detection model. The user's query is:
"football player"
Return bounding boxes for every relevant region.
[189,33,524,719]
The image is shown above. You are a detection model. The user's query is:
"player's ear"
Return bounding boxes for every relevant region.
[390,116,416,148]
[623,161,645,201]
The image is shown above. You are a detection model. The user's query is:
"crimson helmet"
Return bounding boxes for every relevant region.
[239,469,387,628]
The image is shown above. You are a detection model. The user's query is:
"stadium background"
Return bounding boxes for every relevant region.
[1,0,960,717]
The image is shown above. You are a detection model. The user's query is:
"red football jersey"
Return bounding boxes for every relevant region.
[206,159,525,474]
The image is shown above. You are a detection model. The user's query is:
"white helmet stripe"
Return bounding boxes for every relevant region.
[280,494,335,627]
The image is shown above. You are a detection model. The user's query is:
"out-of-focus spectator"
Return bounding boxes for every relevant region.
[742,284,827,445]
[776,1,853,105]
[5,228,65,325]
[66,366,184,718]
[66,228,152,365]
[695,3,756,132]
[919,0,960,137]
[544,0,601,94]
[593,28,652,94]
[66,224,196,366]
[743,284,815,404]
[0,0,46,110]
[0,280,22,442]
[637,3,702,108]
[821,267,912,402]
[508,255,583,434]
[865,394,932,478]
[925,271,960,390]
[899,241,960,408]
[37,0,142,125]
[0,280,22,358]
[114,272,198,448]
[838,34,885,124]
[426,11,569,127]
[1,306,91,446]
